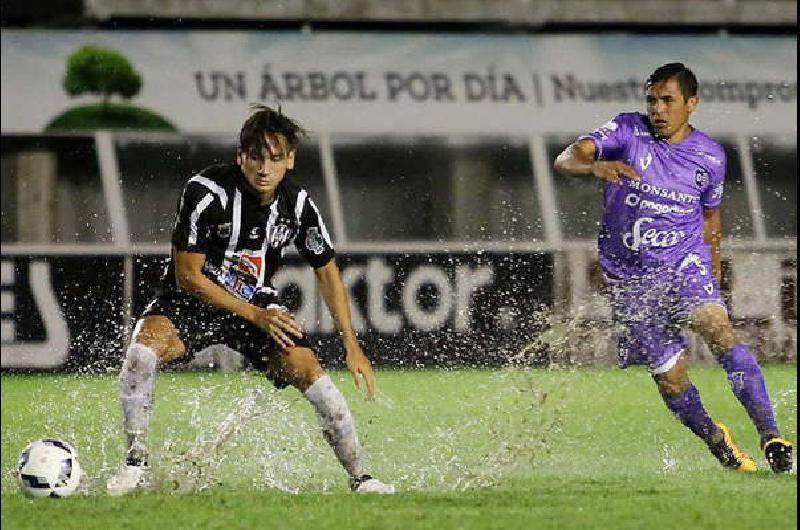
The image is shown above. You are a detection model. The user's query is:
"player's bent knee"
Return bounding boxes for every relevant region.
[276,347,325,391]
[691,304,737,351]
[691,304,729,330]
[131,315,186,363]
[656,377,690,397]
[654,357,690,397]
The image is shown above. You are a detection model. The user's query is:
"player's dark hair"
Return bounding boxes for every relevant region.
[646,63,698,101]
[239,103,306,156]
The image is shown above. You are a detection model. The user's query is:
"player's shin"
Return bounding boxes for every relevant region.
[662,384,718,443]
[303,374,368,479]
[119,342,158,464]
[716,344,779,443]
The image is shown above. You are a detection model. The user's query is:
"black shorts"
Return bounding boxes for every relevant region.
[139,290,311,388]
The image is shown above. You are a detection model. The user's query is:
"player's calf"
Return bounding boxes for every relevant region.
[659,383,719,443]
[302,373,395,493]
[271,346,325,392]
[715,344,779,442]
[119,342,158,449]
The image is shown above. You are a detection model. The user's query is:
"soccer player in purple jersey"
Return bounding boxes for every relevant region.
[554,63,793,473]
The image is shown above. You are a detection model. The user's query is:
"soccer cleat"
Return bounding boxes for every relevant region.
[107,441,149,496]
[350,474,396,494]
[107,463,148,496]
[708,423,758,472]
[763,437,793,473]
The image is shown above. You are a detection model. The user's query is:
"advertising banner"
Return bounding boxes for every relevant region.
[1,31,796,136]
[1,252,554,370]
[3,251,794,370]
[0,257,124,370]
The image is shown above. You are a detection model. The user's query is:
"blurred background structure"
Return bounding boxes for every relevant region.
[2,0,797,27]
[1,0,796,371]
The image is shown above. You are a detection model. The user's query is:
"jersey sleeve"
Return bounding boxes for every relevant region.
[700,147,727,209]
[171,179,222,253]
[578,113,632,161]
[294,195,336,268]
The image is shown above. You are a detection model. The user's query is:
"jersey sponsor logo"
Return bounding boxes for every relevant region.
[622,217,686,251]
[695,169,708,187]
[639,153,653,171]
[249,226,261,239]
[305,227,326,255]
[623,193,694,215]
[633,126,651,138]
[626,180,699,204]
[624,193,640,207]
[220,252,264,301]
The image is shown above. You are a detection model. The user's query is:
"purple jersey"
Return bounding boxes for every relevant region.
[580,112,726,278]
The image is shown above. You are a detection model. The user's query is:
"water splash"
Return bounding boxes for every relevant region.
[661,444,677,473]
[2,366,563,496]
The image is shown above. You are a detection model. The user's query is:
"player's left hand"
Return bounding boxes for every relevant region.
[344,336,375,400]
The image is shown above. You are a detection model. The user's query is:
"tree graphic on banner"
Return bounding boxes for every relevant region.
[63,45,143,104]
[47,45,176,131]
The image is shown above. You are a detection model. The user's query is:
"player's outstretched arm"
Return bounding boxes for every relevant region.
[174,251,303,349]
[554,138,640,185]
[314,259,376,400]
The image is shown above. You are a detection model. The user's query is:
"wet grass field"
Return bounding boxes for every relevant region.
[1,366,796,529]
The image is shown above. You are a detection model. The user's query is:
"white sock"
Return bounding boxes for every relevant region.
[304,375,368,479]
[119,343,158,456]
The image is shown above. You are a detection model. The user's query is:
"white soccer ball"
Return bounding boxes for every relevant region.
[17,439,82,498]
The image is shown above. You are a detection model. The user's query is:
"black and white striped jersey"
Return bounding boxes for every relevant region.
[160,163,335,303]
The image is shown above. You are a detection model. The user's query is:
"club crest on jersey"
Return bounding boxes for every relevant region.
[695,169,709,187]
[305,227,326,255]
[267,224,293,248]
[217,222,232,238]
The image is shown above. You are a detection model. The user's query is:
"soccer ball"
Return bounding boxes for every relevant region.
[17,439,82,498]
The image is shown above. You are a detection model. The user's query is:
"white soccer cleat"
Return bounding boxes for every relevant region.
[353,476,396,494]
[106,464,147,496]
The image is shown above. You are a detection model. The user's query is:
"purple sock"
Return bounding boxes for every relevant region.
[662,385,717,444]
[717,344,779,441]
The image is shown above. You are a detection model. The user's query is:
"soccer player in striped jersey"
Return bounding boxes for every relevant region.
[554,63,793,473]
[107,105,395,495]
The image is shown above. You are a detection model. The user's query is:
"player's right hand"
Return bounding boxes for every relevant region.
[251,307,304,349]
[591,161,641,185]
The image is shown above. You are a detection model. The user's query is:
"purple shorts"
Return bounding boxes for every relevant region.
[607,253,726,374]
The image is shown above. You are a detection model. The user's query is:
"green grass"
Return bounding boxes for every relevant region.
[1,366,796,529]
[45,103,176,131]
